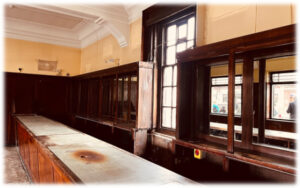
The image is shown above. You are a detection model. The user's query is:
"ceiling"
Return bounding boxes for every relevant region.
[4,3,153,48]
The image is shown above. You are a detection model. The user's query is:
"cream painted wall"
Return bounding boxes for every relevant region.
[80,18,142,74]
[210,56,296,83]
[4,5,295,75]
[5,38,81,76]
[201,4,294,44]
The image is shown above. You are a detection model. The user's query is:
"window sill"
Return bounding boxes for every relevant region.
[173,138,296,175]
[154,128,176,137]
[75,115,136,131]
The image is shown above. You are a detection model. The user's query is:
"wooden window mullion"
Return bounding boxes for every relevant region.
[227,50,235,153]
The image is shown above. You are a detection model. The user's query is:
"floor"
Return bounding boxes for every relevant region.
[4,147,30,184]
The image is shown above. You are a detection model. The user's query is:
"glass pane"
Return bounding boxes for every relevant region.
[173,66,177,86]
[177,42,186,53]
[209,122,228,138]
[130,75,137,121]
[187,17,195,40]
[162,107,171,128]
[163,67,173,86]
[178,24,187,39]
[272,84,296,120]
[235,86,242,116]
[212,77,228,85]
[211,86,228,114]
[172,108,176,129]
[167,25,176,46]
[212,76,242,85]
[166,46,176,65]
[172,87,177,107]
[211,85,242,115]
[235,76,243,84]
[272,72,297,82]
[163,87,172,106]
[187,40,194,49]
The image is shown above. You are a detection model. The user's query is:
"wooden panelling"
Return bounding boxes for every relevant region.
[5,73,71,146]
[137,62,153,129]
[241,57,254,147]
[29,137,39,182]
[176,62,195,140]
[38,149,54,183]
[258,59,266,143]
[53,163,72,183]
[16,121,73,184]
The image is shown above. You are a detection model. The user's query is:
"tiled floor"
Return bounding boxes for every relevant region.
[4,147,30,184]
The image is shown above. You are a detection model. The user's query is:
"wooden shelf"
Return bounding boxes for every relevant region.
[75,115,136,132]
[173,138,296,175]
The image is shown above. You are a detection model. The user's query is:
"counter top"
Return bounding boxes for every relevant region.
[16,115,196,184]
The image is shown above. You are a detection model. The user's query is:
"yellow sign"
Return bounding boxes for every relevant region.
[194,149,202,159]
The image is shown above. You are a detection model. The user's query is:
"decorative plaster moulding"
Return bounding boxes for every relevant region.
[5,4,153,49]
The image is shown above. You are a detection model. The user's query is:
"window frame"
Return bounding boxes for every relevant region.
[268,70,296,121]
[210,75,243,117]
[158,9,196,131]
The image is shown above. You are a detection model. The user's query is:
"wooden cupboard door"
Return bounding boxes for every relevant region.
[53,164,72,184]
[17,124,25,160]
[29,137,39,182]
[23,132,30,170]
[38,150,54,183]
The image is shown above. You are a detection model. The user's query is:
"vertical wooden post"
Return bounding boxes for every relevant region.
[227,51,235,153]
[128,75,132,123]
[98,79,103,118]
[258,59,266,143]
[242,57,254,147]
[114,75,119,124]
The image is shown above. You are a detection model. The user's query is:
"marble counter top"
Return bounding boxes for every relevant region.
[16,115,196,184]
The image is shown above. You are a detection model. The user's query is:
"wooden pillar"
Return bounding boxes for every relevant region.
[98,79,103,118]
[227,51,235,153]
[242,57,254,147]
[223,157,230,172]
[258,59,266,143]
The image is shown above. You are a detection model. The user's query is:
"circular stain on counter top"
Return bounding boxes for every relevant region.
[72,150,106,163]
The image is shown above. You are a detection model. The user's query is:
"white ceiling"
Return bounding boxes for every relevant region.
[4,3,153,48]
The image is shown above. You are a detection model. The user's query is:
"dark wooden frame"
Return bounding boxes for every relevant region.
[175,24,296,174]
[268,70,297,121]
[158,7,196,131]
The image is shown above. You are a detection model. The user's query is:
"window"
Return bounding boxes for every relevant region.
[269,71,296,120]
[161,13,196,129]
[211,76,242,116]
[209,75,242,139]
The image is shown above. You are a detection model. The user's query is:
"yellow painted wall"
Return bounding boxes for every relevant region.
[5,38,81,76]
[80,18,142,74]
[201,4,294,44]
[4,5,295,75]
[210,56,296,82]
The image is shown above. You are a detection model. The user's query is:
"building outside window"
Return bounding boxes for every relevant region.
[160,13,196,129]
[269,71,297,120]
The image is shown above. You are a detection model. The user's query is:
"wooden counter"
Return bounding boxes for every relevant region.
[15,115,195,184]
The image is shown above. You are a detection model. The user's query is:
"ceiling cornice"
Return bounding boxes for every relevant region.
[4,3,155,49]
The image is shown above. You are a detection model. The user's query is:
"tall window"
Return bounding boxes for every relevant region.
[269,71,297,120]
[161,14,196,129]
